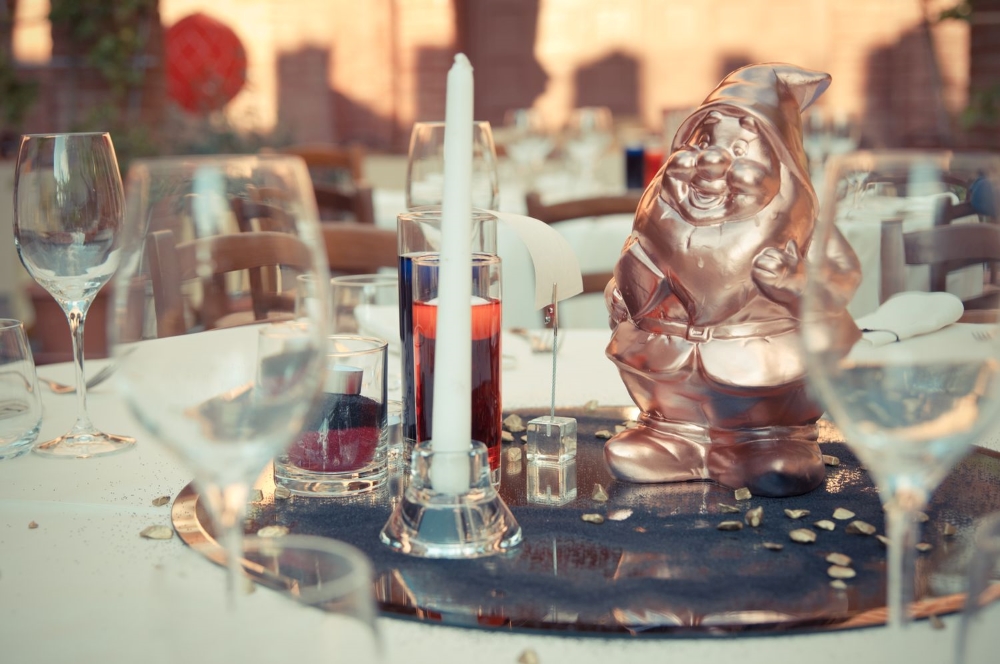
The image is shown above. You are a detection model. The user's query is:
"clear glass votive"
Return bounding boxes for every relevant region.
[0,319,42,460]
[397,207,497,448]
[274,335,389,496]
[411,253,503,485]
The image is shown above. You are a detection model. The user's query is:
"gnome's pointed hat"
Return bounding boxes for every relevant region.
[672,63,830,195]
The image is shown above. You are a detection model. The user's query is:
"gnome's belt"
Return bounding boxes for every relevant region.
[639,317,798,342]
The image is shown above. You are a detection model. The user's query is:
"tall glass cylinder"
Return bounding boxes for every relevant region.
[397,206,497,448]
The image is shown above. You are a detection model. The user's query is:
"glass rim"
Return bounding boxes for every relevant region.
[330,273,398,286]
[410,253,500,268]
[127,153,310,169]
[410,120,493,129]
[242,533,374,604]
[20,131,111,139]
[397,206,498,223]
[326,334,388,357]
[0,319,25,331]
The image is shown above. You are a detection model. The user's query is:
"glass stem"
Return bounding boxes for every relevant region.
[65,303,94,434]
[207,482,251,609]
[885,489,923,630]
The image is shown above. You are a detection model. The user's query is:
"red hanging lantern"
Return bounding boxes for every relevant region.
[165,13,247,113]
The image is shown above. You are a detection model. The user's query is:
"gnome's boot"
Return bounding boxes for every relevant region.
[705,424,825,497]
[604,416,710,483]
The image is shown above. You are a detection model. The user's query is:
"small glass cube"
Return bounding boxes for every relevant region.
[525,416,577,463]
[527,458,577,506]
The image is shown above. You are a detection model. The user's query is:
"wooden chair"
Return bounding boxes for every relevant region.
[524,191,639,295]
[277,143,375,224]
[146,229,313,337]
[321,222,398,276]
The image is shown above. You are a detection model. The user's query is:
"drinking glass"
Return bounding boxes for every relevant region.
[563,106,614,193]
[405,121,499,210]
[502,108,554,187]
[330,273,400,396]
[13,132,134,458]
[801,150,1000,629]
[0,319,41,459]
[110,154,330,602]
[955,512,1000,664]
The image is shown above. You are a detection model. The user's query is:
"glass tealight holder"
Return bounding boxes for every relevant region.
[526,458,577,507]
[525,415,577,463]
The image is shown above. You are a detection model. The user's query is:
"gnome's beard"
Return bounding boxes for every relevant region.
[662,147,779,225]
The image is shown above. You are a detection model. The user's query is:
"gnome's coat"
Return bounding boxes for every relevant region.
[603,64,861,496]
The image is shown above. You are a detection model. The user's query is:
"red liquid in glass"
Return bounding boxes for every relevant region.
[413,298,502,472]
[288,393,382,472]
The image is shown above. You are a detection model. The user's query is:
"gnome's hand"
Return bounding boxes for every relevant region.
[752,240,806,310]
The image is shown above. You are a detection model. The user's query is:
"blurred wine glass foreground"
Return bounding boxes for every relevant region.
[110,154,331,602]
[405,120,499,210]
[13,132,134,458]
[801,150,1000,630]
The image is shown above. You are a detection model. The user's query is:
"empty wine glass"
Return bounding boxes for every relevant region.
[13,132,135,458]
[110,155,330,602]
[801,150,1000,629]
[563,106,614,194]
[405,121,499,210]
[502,108,554,187]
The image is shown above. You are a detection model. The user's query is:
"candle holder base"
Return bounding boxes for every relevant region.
[379,441,523,558]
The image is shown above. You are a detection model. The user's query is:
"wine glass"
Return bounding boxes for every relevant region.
[801,150,1000,629]
[501,108,554,188]
[563,106,614,194]
[13,132,135,458]
[405,120,499,210]
[110,154,330,602]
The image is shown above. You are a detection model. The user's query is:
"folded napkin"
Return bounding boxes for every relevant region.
[854,291,964,347]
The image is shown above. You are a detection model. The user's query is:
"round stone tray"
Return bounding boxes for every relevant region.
[172,407,1000,636]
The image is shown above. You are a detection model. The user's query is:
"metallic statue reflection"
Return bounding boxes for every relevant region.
[604,63,861,497]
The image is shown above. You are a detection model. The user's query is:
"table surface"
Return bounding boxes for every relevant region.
[1,329,998,663]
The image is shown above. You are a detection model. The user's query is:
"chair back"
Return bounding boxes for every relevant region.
[277,144,374,224]
[322,222,398,276]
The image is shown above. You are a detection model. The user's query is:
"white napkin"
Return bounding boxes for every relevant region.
[854,291,964,347]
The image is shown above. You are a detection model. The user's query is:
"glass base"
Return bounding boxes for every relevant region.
[379,441,522,558]
[33,431,135,459]
[273,453,388,497]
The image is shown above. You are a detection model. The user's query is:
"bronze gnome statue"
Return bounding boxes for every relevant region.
[604,63,861,497]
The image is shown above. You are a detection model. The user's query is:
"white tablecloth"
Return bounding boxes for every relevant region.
[1,329,998,663]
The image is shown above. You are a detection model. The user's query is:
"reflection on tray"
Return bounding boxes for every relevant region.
[172,407,1000,636]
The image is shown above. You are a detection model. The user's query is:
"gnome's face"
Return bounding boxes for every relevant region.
[661,107,780,225]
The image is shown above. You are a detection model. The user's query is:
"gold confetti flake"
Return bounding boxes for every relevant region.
[745,506,763,528]
[789,528,817,544]
[814,520,836,531]
[827,565,856,579]
[784,509,810,520]
[916,542,933,553]
[832,507,855,521]
[591,483,609,502]
[506,447,523,463]
[876,534,890,547]
[763,542,784,551]
[718,503,741,514]
[717,520,743,531]
[583,400,599,412]
[845,520,876,536]
[517,649,540,664]
[151,496,171,507]
[503,414,526,433]
[826,552,852,567]
[140,525,173,540]
[942,523,957,537]
[916,512,929,523]
[822,454,840,467]
[273,486,292,500]
[248,489,264,503]
[594,429,613,439]
[257,525,290,538]
[830,579,848,590]
[27,521,38,530]
[734,487,752,501]
[607,509,633,522]
[581,513,605,525]
[501,430,515,443]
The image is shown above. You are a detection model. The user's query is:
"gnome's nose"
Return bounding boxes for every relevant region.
[695,147,732,180]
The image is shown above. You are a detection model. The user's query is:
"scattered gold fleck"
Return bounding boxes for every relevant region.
[763,542,784,551]
[501,430,515,444]
[929,614,945,630]
[594,429,613,439]
[258,525,290,538]
[151,495,171,507]
[822,454,840,467]
[826,552,852,566]
[717,520,743,531]
[916,542,933,553]
[832,507,855,520]
[734,487,752,501]
[634,526,647,533]
[140,525,173,540]
[745,506,763,528]
[248,489,264,503]
[521,435,528,443]
[789,528,817,544]
[581,513,605,525]
[916,512,929,523]
[845,520,876,536]
[827,565,856,579]
[592,483,609,502]
[517,648,540,664]
[243,577,256,595]
[622,420,640,429]
[583,400,599,412]
[506,447,523,463]
[942,523,957,538]
[876,535,890,547]
[273,486,292,500]
[814,520,836,531]
[784,509,810,520]
[28,521,38,530]
[614,425,626,434]
[503,414,526,433]
[607,509,633,521]
[718,503,741,514]
[830,579,848,590]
